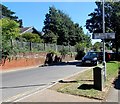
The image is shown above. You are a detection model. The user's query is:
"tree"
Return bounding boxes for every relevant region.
[1,18,20,40]
[75,42,86,60]
[110,2,120,54]
[42,7,59,43]
[1,4,23,27]
[93,42,102,51]
[0,18,20,55]
[21,33,43,43]
[86,2,120,54]
[43,6,91,46]
[75,42,87,52]
[43,30,57,43]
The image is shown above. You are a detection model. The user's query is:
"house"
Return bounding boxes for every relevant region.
[20,26,41,36]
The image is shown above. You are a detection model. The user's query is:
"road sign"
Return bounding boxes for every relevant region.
[93,33,115,39]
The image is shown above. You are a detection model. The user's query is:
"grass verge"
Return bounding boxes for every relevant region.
[50,61,119,100]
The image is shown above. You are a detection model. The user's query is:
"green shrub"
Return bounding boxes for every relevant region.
[59,48,68,56]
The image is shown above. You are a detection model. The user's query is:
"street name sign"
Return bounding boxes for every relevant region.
[93,33,115,39]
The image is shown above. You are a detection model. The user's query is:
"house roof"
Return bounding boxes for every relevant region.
[20,27,33,34]
[20,26,41,36]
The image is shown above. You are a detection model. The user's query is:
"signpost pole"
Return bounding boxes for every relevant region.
[103,0,106,81]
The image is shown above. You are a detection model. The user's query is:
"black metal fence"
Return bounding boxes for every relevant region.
[12,40,76,53]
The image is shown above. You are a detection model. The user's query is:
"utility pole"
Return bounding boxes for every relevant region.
[102,0,106,81]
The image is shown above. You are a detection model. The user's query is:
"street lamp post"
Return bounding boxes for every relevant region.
[102,0,106,81]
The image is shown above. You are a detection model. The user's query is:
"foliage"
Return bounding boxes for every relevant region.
[86,2,120,52]
[105,42,112,50]
[93,42,102,51]
[43,6,91,46]
[84,34,92,48]
[1,4,18,20]
[48,50,56,55]
[75,50,85,60]
[43,30,58,43]
[75,42,87,52]
[21,33,43,43]
[75,42,87,60]
[1,4,23,27]
[0,18,20,56]
[59,48,68,56]
[1,18,20,39]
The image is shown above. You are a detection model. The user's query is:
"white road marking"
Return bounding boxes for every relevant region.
[12,67,92,102]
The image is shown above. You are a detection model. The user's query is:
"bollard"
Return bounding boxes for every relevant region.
[93,67,104,91]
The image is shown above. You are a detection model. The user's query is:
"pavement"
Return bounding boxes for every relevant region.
[106,71,120,103]
[15,89,100,102]
[15,81,119,103]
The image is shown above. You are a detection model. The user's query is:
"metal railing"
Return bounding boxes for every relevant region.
[12,40,76,53]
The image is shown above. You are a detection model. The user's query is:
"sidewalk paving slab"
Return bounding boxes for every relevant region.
[17,89,101,102]
[106,87,119,102]
[106,72,120,103]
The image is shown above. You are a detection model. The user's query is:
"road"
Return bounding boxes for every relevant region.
[1,61,92,102]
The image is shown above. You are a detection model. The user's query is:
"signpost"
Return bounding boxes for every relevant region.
[102,0,106,82]
[93,32,115,81]
[93,33,115,39]
[91,0,116,91]
[92,0,115,82]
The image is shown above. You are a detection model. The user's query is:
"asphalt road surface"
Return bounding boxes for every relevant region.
[1,61,93,102]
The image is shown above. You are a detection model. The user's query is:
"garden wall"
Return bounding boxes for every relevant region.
[0,52,47,71]
[0,52,75,71]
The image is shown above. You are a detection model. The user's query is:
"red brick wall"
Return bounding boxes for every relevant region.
[0,52,47,71]
[0,52,75,71]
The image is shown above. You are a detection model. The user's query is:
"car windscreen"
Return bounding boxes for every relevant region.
[86,52,97,57]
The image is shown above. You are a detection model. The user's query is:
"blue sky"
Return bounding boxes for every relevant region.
[3,2,101,44]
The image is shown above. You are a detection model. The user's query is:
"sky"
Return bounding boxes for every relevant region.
[3,2,101,44]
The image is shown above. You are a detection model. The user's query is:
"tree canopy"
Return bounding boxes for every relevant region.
[1,18,20,40]
[43,6,91,46]
[86,2,120,52]
[21,33,43,43]
[93,42,102,51]
[0,18,20,53]
[1,4,23,27]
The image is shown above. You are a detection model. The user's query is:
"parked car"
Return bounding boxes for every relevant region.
[97,52,111,62]
[109,52,120,61]
[82,51,98,66]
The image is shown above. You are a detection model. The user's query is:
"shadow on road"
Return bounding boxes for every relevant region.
[40,61,80,67]
[40,61,94,68]
[59,80,78,83]
[0,82,55,89]
[112,70,120,90]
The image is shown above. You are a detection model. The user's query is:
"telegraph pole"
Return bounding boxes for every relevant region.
[102,0,106,81]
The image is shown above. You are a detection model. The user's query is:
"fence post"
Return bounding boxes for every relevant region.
[30,41,32,51]
[69,45,71,52]
[44,43,46,51]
